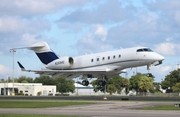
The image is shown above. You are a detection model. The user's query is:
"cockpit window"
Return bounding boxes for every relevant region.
[143,48,149,51]
[137,49,143,52]
[137,48,153,52]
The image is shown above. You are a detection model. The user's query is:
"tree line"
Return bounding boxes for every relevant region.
[91,69,180,95]
[161,69,180,93]
[1,68,180,95]
[92,73,155,95]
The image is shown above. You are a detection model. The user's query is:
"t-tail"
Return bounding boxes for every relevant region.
[12,42,74,70]
[14,42,59,65]
[28,42,59,65]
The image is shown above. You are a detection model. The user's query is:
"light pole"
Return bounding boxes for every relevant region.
[177,64,179,70]
[10,49,16,96]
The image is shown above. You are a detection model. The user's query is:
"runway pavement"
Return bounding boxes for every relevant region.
[0,101,180,117]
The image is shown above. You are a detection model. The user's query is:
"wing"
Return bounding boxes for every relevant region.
[17,61,126,79]
[17,61,109,78]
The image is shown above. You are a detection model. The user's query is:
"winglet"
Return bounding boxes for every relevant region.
[17,61,26,71]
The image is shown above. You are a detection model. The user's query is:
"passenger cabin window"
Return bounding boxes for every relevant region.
[91,59,93,62]
[137,48,153,52]
[113,55,115,59]
[108,56,110,60]
[119,55,121,58]
[102,57,105,60]
[97,58,99,61]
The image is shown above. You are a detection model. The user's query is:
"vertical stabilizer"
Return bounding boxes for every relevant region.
[28,42,59,65]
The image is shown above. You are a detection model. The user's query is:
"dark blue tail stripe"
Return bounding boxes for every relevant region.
[36,52,59,64]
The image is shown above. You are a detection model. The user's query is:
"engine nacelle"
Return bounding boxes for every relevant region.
[46,57,74,69]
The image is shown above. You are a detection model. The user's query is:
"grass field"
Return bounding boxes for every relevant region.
[139,105,180,110]
[0,114,81,117]
[0,100,95,108]
[0,100,90,117]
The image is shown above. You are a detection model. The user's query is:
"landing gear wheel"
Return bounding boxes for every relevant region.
[146,73,153,77]
[98,80,106,86]
[82,80,89,86]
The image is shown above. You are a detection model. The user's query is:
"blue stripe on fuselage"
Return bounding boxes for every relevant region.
[36,52,59,64]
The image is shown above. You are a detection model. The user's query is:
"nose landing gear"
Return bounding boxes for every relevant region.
[146,73,153,77]
[146,64,153,77]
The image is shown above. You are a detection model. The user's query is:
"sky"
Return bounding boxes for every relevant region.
[0,0,180,82]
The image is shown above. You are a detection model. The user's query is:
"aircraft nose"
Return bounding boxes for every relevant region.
[158,54,164,61]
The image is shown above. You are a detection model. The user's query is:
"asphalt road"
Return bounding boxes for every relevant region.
[0,95,180,101]
[0,102,180,117]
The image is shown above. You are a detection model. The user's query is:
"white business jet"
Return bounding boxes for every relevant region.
[14,42,164,86]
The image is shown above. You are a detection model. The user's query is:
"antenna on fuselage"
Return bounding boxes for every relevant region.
[85,51,93,55]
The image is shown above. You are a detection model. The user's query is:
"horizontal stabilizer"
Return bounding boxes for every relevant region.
[10,42,46,50]
[27,41,46,50]
[17,61,26,71]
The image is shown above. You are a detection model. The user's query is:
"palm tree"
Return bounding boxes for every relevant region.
[138,75,153,96]
[107,84,116,95]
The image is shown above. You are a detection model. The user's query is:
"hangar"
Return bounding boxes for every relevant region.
[71,83,105,95]
[0,83,56,96]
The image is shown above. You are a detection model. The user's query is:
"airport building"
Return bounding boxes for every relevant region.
[71,83,129,96]
[0,82,129,96]
[70,83,105,95]
[0,82,104,96]
[0,83,56,96]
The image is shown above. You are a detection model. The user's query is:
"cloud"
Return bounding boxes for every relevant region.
[94,24,106,35]
[152,65,172,75]
[0,0,88,17]
[58,0,129,24]
[146,0,180,26]
[0,17,25,33]
[0,16,50,55]
[159,66,172,73]
[154,42,175,55]
[57,0,180,50]
[75,24,111,54]
[21,33,45,46]
[154,42,180,56]
[0,64,10,76]
[0,17,50,35]
[94,24,107,41]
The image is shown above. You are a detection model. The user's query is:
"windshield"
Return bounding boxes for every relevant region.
[137,48,153,52]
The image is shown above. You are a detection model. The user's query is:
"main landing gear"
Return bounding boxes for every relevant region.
[81,75,107,86]
[82,80,89,86]
[98,80,106,86]
[98,75,107,86]
[82,79,107,86]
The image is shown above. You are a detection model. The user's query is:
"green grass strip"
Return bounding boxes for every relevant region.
[0,100,94,108]
[0,114,81,117]
[139,105,180,110]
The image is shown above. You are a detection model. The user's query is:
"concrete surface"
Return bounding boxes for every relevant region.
[0,101,180,117]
